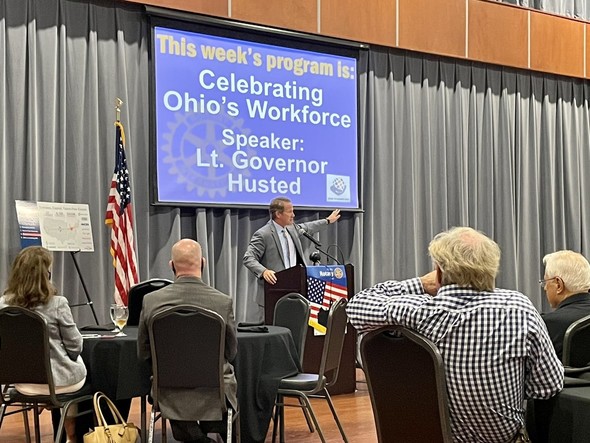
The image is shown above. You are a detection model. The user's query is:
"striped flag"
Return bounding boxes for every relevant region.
[306,277,348,326]
[105,121,139,305]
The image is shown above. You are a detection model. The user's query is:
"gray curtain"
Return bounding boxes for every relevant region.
[500,0,590,20]
[1,0,589,327]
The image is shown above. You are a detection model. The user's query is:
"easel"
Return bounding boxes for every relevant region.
[68,250,99,325]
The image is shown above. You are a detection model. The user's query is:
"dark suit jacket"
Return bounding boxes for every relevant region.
[542,292,590,360]
[137,276,238,421]
[243,219,329,305]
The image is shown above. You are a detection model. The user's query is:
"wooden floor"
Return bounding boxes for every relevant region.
[0,371,377,442]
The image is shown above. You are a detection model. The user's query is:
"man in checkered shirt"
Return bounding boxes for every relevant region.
[348,227,563,443]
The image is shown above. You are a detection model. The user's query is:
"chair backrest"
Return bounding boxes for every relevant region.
[127,278,173,326]
[318,298,348,386]
[273,292,310,365]
[0,306,59,404]
[563,313,590,367]
[360,325,453,443]
[147,304,226,410]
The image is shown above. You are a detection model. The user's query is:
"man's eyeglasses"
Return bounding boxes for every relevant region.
[539,277,557,288]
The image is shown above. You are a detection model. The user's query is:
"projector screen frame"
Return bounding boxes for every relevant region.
[147,7,366,211]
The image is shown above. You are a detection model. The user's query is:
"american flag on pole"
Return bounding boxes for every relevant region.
[105,121,139,306]
[306,276,348,333]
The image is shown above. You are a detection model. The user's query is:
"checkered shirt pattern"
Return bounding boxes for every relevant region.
[348,278,564,443]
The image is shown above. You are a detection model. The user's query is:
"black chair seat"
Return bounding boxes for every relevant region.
[278,374,323,391]
[7,382,93,404]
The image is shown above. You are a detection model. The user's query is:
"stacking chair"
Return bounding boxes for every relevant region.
[273,292,311,366]
[127,278,173,326]
[360,325,453,443]
[272,293,313,432]
[271,298,348,443]
[0,306,94,443]
[561,313,590,386]
[147,304,240,443]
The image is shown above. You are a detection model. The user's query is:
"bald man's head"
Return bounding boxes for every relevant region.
[170,239,204,277]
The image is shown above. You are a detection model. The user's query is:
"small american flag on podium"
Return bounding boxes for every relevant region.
[105,121,139,306]
[306,272,348,334]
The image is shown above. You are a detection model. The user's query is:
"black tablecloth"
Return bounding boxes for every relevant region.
[80,325,299,443]
[234,325,300,443]
[81,327,150,400]
[527,386,590,443]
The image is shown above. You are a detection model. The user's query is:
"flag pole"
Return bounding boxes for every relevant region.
[115,97,123,122]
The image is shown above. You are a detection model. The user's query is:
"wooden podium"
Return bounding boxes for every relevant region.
[264,264,356,394]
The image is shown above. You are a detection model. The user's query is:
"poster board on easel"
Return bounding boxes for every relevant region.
[15,200,95,252]
[15,200,99,324]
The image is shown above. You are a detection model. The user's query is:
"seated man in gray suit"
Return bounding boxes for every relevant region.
[137,238,237,443]
[243,196,341,316]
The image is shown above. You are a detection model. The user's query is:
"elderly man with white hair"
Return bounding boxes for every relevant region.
[541,250,590,359]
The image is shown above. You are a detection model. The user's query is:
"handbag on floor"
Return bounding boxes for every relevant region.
[83,392,139,443]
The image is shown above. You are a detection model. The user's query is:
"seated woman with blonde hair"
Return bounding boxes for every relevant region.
[0,246,87,443]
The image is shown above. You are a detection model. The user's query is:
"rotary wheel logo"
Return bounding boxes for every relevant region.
[160,110,253,199]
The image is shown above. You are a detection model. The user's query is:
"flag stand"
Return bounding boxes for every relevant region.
[68,250,100,325]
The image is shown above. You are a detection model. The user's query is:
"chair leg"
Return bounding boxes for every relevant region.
[279,401,285,443]
[271,397,281,443]
[161,417,167,443]
[148,409,156,443]
[235,410,241,443]
[227,408,233,443]
[296,394,326,443]
[323,389,348,442]
[141,396,147,443]
[32,403,41,443]
[298,397,315,432]
[23,407,32,443]
[54,406,68,443]
[0,402,5,429]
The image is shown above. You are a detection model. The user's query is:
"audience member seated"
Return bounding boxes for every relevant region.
[0,246,87,443]
[137,238,237,443]
[347,226,564,443]
[541,250,590,359]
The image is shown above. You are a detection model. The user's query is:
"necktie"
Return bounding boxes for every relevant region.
[282,229,291,268]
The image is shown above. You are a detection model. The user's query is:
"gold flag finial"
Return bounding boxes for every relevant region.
[115,98,123,122]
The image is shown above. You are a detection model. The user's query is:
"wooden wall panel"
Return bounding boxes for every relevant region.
[468,0,528,69]
[123,0,228,17]
[321,0,396,47]
[530,11,584,78]
[231,0,317,34]
[121,0,590,81]
[398,0,466,58]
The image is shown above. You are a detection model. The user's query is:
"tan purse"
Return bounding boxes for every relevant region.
[83,392,139,443]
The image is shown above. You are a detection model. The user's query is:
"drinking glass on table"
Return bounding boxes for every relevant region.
[109,304,129,336]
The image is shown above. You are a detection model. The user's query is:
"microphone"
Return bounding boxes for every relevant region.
[309,251,321,265]
[296,224,322,247]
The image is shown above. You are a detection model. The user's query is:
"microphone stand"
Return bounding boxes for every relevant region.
[296,224,341,265]
[313,245,341,265]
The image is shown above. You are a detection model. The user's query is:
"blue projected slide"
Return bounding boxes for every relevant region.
[152,25,359,209]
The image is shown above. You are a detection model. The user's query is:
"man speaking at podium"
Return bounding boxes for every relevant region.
[243,196,341,316]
